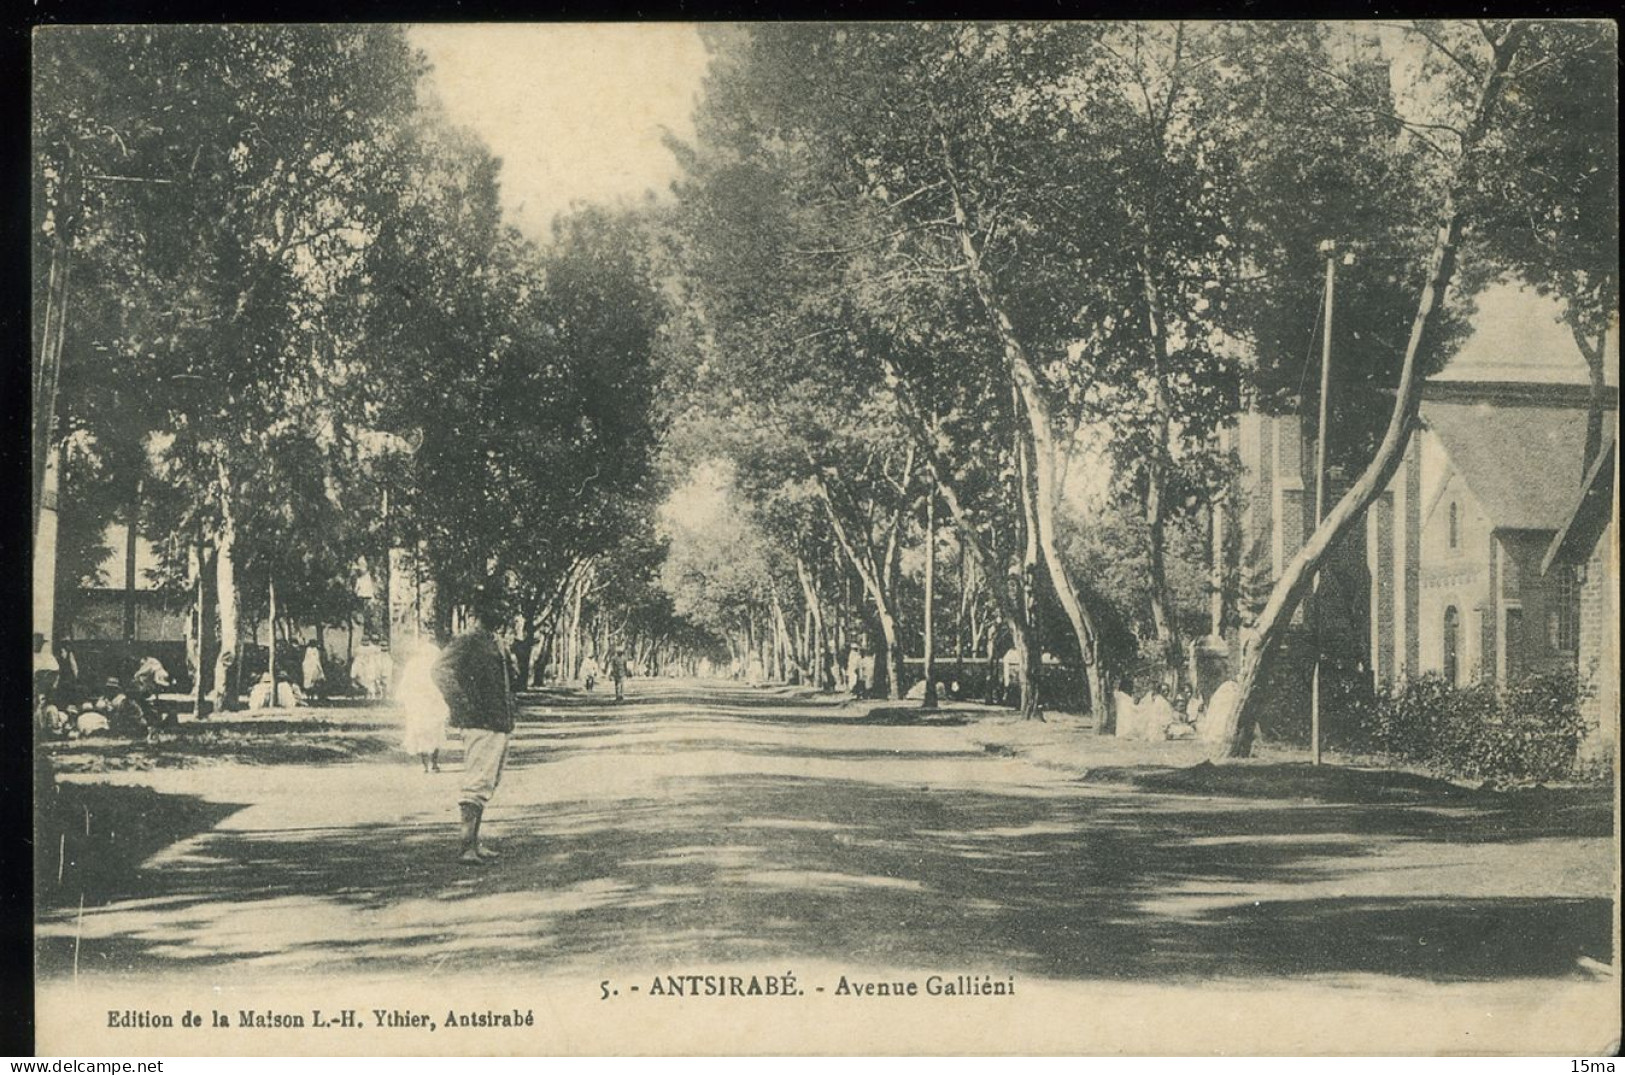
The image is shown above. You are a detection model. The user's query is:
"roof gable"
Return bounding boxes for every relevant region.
[1420,396,1608,532]
[1544,440,1618,572]
[1420,460,1487,538]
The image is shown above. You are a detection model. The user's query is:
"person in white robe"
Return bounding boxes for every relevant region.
[398,638,449,772]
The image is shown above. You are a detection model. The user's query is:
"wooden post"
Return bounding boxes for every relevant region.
[923,486,938,709]
[268,571,278,706]
[1210,493,1226,637]
[1310,241,1338,768]
[192,534,214,720]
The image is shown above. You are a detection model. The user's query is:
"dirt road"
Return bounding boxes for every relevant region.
[34,679,1620,1054]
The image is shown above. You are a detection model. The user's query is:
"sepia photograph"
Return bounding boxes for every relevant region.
[27,19,1621,1056]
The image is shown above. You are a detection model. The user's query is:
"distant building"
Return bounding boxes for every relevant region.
[1222,282,1618,761]
[1218,409,1370,737]
[1227,411,1368,659]
[1542,440,1618,764]
[56,523,190,692]
[1368,380,1617,687]
[64,524,188,645]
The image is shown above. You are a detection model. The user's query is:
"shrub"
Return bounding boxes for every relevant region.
[1359,669,1591,783]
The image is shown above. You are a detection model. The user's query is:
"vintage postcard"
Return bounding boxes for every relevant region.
[29,20,1620,1056]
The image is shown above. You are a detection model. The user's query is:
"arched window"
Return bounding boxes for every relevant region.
[1448,502,1459,549]
[1443,606,1460,685]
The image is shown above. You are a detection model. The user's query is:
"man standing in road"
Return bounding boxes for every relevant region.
[432,583,516,866]
[609,648,628,702]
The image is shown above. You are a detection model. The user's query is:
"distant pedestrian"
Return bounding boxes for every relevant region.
[580,652,600,692]
[302,641,327,700]
[352,638,389,699]
[210,649,238,713]
[132,655,171,696]
[130,655,173,728]
[32,634,59,712]
[97,677,153,738]
[248,672,304,710]
[398,636,449,773]
[55,641,80,702]
[73,704,112,738]
[432,584,516,866]
[1238,614,1261,670]
[609,649,628,701]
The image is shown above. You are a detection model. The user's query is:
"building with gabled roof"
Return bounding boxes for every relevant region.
[1223,281,1618,762]
[1541,439,1619,765]
[1368,379,1616,688]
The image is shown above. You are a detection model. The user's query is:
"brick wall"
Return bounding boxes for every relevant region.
[1417,472,1493,683]
[1371,437,1424,684]
[1369,491,1395,685]
[1576,516,1618,764]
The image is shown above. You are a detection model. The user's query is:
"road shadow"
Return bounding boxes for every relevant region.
[36,782,250,911]
[37,759,1615,983]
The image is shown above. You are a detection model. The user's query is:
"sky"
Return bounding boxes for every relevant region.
[659,459,733,541]
[408,24,712,242]
[1435,281,1620,386]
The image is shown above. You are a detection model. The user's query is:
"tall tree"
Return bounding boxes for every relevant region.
[35,25,425,700]
[1457,19,1619,472]
[1219,20,1616,755]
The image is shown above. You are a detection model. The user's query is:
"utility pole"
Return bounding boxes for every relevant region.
[1310,240,1351,766]
[923,484,938,710]
[268,571,279,706]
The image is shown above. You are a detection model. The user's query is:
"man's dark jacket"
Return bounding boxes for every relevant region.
[431,629,516,733]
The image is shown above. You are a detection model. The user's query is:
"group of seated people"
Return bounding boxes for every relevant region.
[33,635,405,739]
[34,644,173,741]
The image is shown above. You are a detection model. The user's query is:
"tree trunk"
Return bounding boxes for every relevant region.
[1140,212,1186,700]
[765,611,778,681]
[837,570,851,687]
[514,615,537,691]
[813,473,906,700]
[1209,492,1227,637]
[1146,465,1180,688]
[770,585,793,682]
[922,486,938,709]
[538,634,553,684]
[184,542,202,696]
[883,543,905,702]
[932,470,1040,719]
[958,528,970,662]
[33,239,70,545]
[942,143,1103,723]
[875,350,1042,717]
[569,574,586,680]
[123,478,141,651]
[1012,392,1046,720]
[1223,24,1529,757]
[191,537,216,719]
[214,474,242,712]
[1570,316,1613,477]
[267,571,279,704]
[32,444,62,661]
